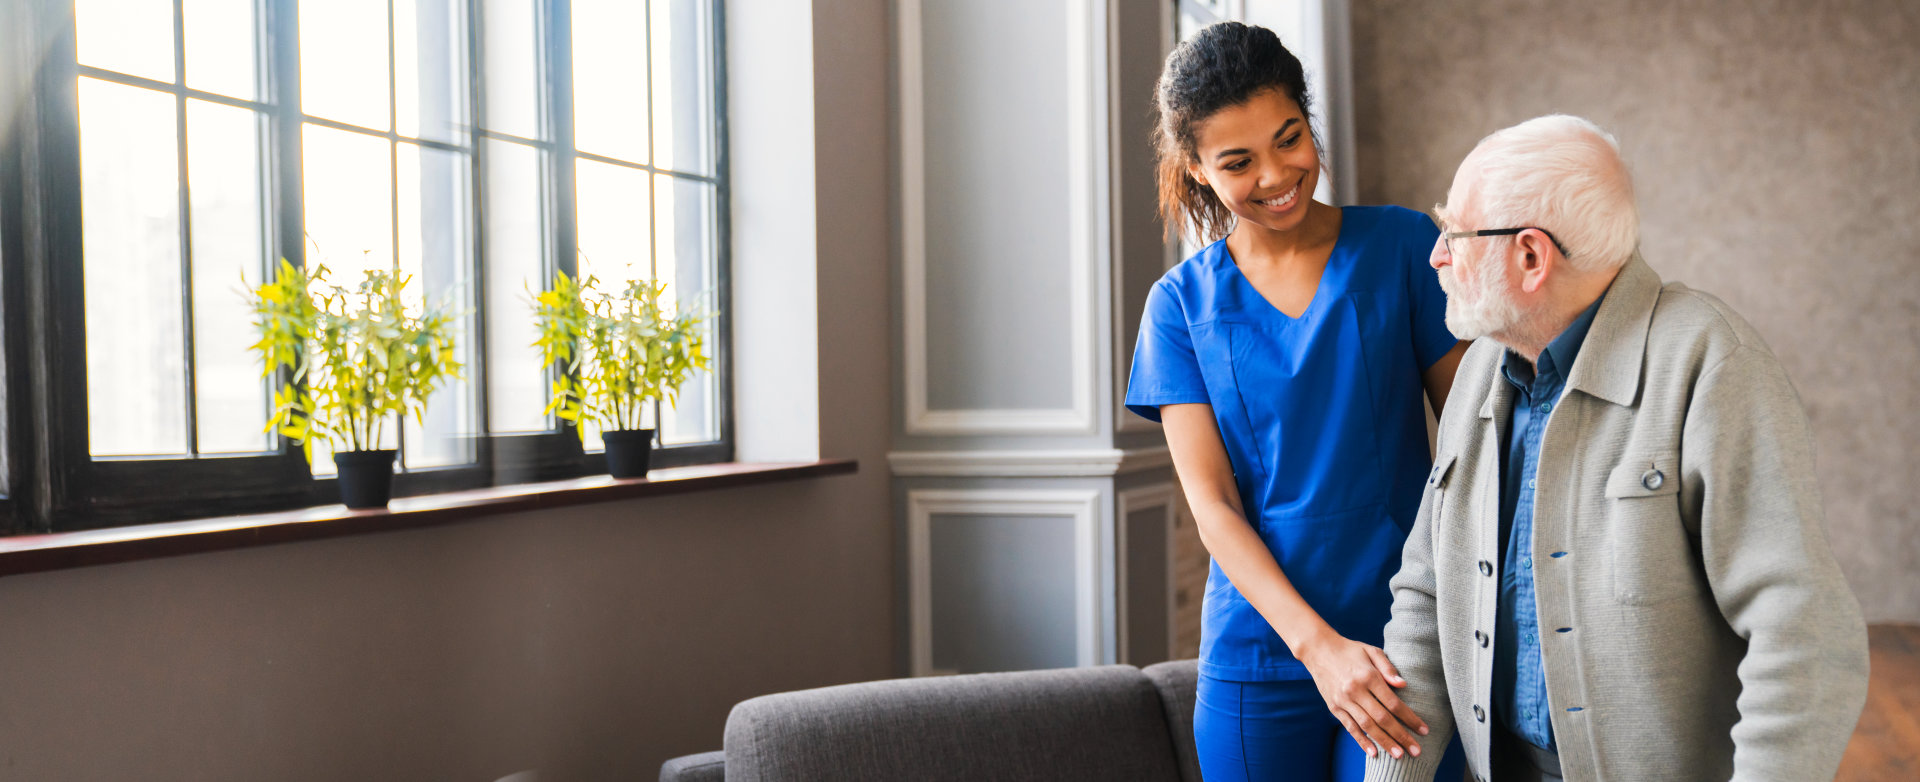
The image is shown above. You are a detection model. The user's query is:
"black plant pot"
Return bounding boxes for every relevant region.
[602,429,655,479]
[334,449,399,509]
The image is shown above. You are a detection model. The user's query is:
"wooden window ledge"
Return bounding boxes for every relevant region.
[0,460,858,577]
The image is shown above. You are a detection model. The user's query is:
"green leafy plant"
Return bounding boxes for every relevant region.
[532,269,711,436]
[248,259,464,460]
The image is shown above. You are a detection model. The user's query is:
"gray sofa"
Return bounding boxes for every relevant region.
[659,659,1203,782]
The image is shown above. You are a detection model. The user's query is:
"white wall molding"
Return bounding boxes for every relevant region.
[907,488,1104,677]
[898,0,1103,436]
[887,445,1171,477]
[1115,482,1178,666]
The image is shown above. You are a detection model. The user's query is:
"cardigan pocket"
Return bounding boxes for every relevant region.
[1604,452,1696,605]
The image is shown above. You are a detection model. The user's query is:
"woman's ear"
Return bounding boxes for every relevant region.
[1186,161,1210,190]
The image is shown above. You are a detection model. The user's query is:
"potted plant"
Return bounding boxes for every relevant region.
[249,259,464,509]
[532,269,710,478]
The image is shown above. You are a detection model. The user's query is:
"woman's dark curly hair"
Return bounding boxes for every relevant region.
[1154,22,1314,242]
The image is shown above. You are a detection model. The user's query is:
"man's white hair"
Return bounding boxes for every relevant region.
[1469,114,1638,273]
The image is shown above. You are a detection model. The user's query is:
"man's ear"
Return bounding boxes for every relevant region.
[1517,229,1556,294]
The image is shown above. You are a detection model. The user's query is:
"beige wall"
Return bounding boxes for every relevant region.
[0,1,896,780]
[1350,0,1920,621]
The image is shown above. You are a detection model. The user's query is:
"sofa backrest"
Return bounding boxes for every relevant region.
[721,664,1183,782]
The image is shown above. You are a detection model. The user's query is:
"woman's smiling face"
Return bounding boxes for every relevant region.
[1184,88,1320,235]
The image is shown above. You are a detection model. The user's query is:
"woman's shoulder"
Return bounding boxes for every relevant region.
[1337,204,1439,275]
[1155,238,1228,291]
[1340,203,1438,242]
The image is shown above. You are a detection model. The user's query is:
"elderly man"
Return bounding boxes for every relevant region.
[1363,115,1868,782]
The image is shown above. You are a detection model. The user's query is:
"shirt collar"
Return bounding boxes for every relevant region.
[1502,292,1606,391]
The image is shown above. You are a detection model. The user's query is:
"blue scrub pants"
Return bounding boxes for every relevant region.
[1196,674,1467,781]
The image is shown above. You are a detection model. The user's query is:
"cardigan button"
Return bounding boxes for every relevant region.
[1473,705,1486,722]
[1642,469,1665,490]
[1478,560,1493,577]
[1474,630,1489,648]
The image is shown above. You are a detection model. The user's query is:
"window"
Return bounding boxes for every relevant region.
[0,0,731,532]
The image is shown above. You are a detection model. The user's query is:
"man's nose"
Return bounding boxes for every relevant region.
[1429,241,1450,270]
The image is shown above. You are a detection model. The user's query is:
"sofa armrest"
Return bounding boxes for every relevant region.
[1141,659,1201,782]
[659,750,725,782]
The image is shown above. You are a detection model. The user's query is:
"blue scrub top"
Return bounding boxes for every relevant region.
[1125,205,1454,682]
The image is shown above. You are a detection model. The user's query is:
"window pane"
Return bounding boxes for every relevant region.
[482,0,542,139]
[299,0,391,130]
[573,158,650,290]
[396,142,475,469]
[301,125,396,476]
[302,125,394,279]
[655,175,716,445]
[484,139,550,433]
[570,0,649,162]
[184,0,258,100]
[79,78,187,457]
[76,0,176,82]
[574,159,653,451]
[650,0,713,175]
[187,99,271,454]
[395,0,468,144]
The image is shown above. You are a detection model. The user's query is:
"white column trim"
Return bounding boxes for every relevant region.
[898,0,1102,435]
[908,488,1104,677]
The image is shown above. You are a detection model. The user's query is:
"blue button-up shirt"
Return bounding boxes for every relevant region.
[1495,294,1603,749]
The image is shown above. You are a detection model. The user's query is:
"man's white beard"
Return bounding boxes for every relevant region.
[1438,256,1523,341]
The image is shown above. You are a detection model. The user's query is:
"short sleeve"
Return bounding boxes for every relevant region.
[1402,212,1458,370]
[1124,280,1210,422]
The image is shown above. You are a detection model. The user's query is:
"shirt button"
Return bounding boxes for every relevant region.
[1541,402,1552,413]
[1479,560,1494,576]
[1527,478,1536,490]
[1527,632,1537,645]
[1522,557,1532,569]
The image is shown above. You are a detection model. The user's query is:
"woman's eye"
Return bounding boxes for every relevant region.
[1225,159,1249,172]
[1279,134,1301,148]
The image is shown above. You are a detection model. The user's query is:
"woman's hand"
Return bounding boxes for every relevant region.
[1296,629,1430,759]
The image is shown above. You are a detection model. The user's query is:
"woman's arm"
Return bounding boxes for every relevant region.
[1162,403,1430,759]
[1421,342,1470,418]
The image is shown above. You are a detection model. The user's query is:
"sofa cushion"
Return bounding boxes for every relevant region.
[722,665,1181,782]
[1141,659,1202,782]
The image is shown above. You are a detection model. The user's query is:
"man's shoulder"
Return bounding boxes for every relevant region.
[1645,281,1778,373]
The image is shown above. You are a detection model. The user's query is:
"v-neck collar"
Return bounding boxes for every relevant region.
[1217,206,1352,321]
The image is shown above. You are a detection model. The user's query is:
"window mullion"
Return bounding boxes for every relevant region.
[173,0,201,457]
[465,0,493,451]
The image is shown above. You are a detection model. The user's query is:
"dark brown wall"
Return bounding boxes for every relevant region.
[1350,0,1920,621]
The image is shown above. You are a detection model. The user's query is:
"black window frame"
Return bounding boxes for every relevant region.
[0,0,733,534]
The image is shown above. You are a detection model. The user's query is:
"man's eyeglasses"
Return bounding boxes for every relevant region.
[1429,211,1572,260]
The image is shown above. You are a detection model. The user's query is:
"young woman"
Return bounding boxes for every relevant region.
[1125,23,1469,781]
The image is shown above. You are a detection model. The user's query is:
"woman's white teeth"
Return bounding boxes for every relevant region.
[1257,186,1298,207]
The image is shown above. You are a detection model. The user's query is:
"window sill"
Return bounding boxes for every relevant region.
[0,459,858,577]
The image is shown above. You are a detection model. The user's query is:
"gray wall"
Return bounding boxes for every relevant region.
[0,0,897,779]
[1350,0,1920,622]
